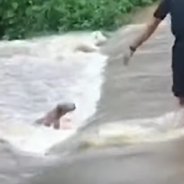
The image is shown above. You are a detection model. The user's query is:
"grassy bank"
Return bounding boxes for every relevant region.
[0,0,158,40]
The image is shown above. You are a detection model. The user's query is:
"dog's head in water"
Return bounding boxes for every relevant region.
[56,103,76,115]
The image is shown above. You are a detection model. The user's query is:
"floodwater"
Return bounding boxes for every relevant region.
[1,18,184,184]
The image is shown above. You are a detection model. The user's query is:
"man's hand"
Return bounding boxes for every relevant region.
[123,47,135,66]
[122,17,162,66]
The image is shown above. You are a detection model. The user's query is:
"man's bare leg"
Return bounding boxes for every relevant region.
[176,97,184,126]
[178,97,184,107]
[36,103,76,129]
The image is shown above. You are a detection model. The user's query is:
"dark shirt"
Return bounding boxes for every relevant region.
[154,0,184,43]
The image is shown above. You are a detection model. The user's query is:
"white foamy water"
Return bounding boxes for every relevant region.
[83,109,184,148]
[0,32,108,155]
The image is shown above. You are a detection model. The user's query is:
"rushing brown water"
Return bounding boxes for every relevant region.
[1,15,184,184]
[21,18,184,184]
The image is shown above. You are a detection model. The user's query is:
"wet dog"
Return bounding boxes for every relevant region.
[36,103,76,129]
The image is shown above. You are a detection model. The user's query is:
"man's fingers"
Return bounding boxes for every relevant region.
[123,55,130,66]
[123,49,134,66]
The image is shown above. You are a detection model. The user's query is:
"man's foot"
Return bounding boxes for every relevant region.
[36,103,76,129]
[179,97,184,106]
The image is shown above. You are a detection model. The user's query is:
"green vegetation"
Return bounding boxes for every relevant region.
[0,0,158,40]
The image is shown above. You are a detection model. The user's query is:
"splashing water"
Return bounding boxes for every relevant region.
[0,31,108,155]
[81,109,184,149]
[0,23,182,157]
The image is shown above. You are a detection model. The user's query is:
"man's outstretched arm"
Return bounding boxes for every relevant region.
[123,0,170,65]
[130,0,170,51]
[130,17,162,51]
[123,17,162,65]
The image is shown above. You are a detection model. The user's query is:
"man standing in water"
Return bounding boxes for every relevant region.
[124,0,184,108]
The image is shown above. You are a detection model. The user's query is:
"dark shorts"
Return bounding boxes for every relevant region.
[172,43,184,97]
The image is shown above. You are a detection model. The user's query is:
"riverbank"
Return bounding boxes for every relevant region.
[0,1,159,40]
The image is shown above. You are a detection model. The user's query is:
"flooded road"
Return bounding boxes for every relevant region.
[24,19,184,184]
[0,16,184,184]
[95,21,175,123]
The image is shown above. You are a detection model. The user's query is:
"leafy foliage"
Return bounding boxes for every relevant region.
[0,0,158,39]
